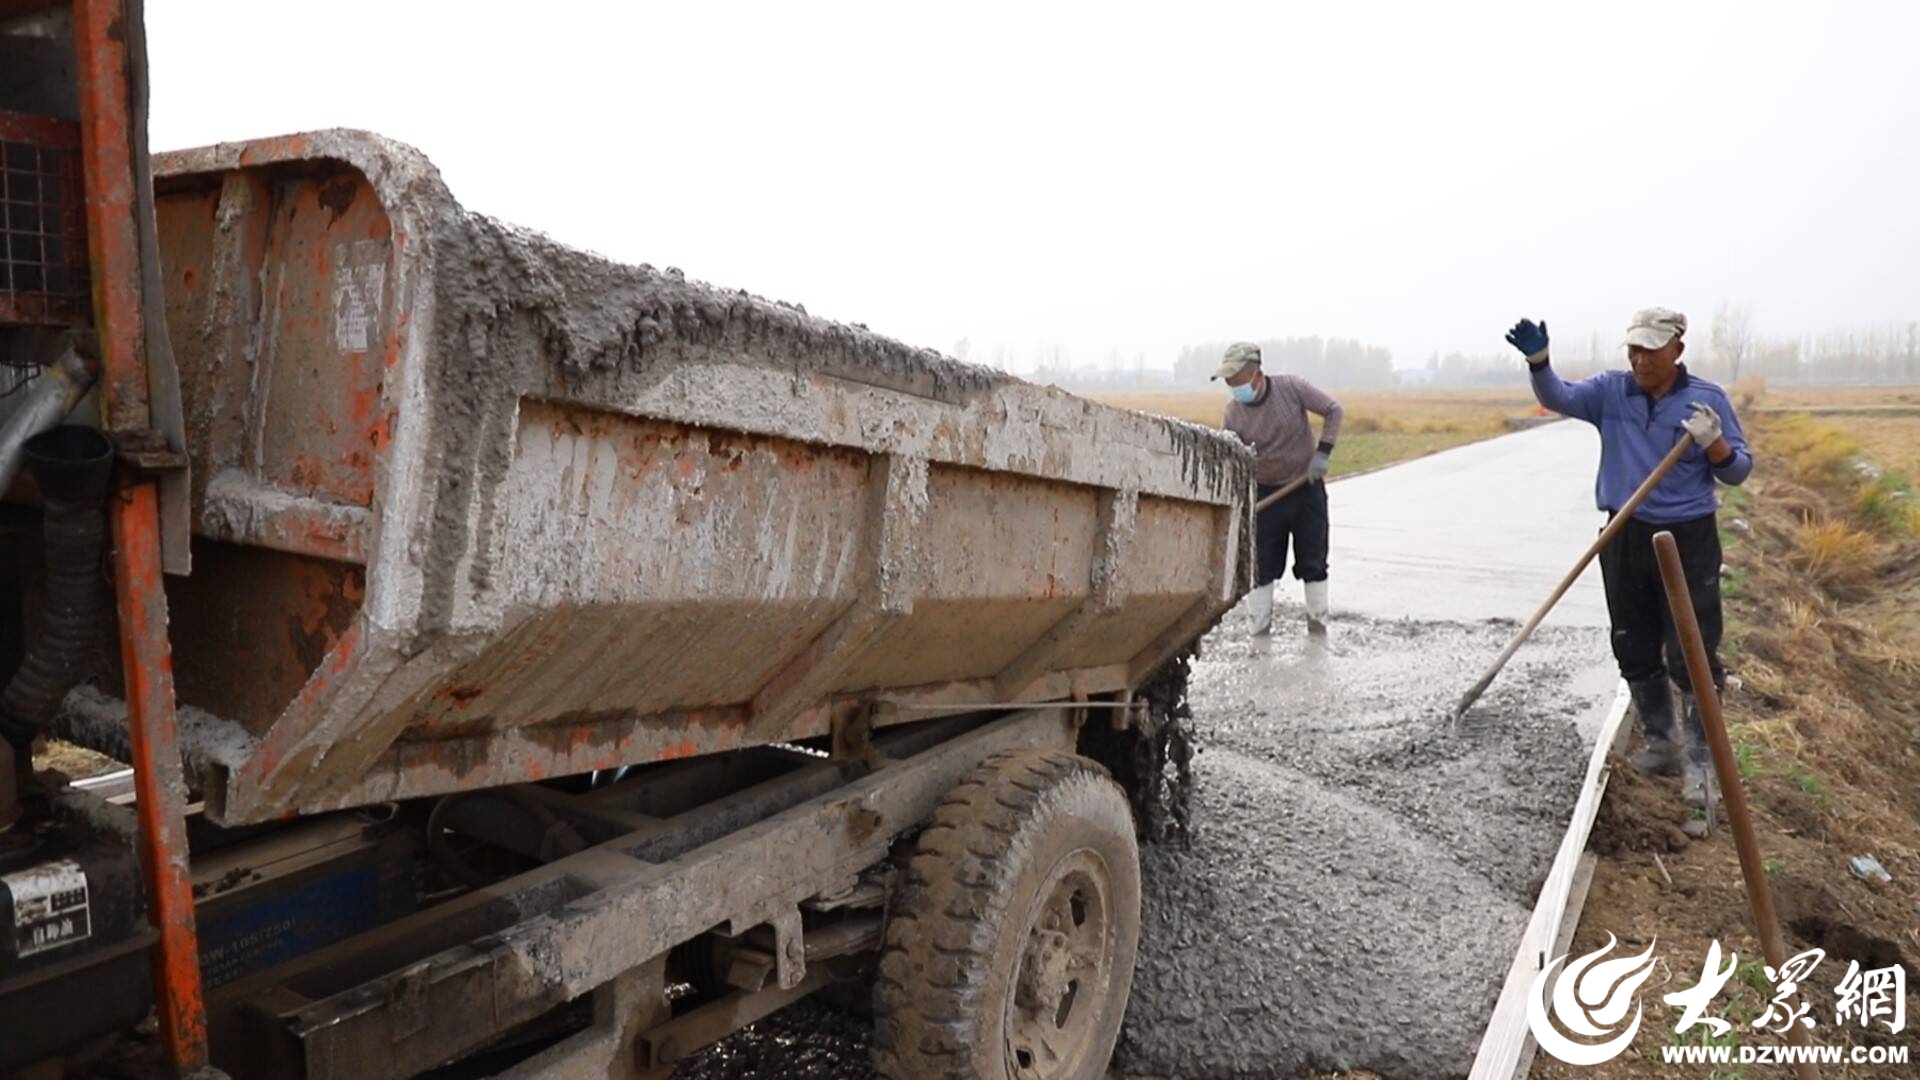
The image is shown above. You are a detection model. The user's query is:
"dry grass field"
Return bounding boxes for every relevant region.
[1848,416,1920,479]
[1085,387,1542,478]
[1090,380,1920,482]
[1743,379,1920,533]
[1760,384,1920,408]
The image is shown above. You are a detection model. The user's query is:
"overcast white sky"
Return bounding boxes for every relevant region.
[148,1,1920,374]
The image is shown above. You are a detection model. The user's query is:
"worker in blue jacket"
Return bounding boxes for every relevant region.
[1505,309,1753,808]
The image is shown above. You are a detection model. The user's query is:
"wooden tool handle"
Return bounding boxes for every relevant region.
[1651,530,1821,1077]
[1253,474,1309,513]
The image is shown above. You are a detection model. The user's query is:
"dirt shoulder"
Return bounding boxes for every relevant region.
[1533,410,1920,1078]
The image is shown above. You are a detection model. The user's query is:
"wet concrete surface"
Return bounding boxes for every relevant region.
[1113,613,1614,1080]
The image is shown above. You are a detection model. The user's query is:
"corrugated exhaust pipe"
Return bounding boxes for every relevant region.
[0,425,115,829]
[0,347,99,498]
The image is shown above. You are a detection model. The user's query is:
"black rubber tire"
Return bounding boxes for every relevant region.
[873,748,1141,1080]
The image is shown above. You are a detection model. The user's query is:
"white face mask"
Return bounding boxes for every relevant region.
[1230,381,1258,403]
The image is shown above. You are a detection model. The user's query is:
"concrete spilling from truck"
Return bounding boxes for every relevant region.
[674,613,1614,1080]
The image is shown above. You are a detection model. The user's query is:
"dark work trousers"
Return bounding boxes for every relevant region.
[1253,480,1329,586]
[1598,511,1725,694]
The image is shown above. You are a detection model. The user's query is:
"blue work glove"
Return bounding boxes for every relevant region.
[1505,319,1550,363]
[1307,449,1331,481]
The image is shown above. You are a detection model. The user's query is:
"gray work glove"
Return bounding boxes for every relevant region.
[1682,402,1723,448]
[1307,449,1332,481]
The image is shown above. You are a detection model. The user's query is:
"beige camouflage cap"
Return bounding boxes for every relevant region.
[1622,308,1687,350]
[1210,341,1262,380]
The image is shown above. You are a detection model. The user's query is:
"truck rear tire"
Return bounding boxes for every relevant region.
[874,748,1141,1080]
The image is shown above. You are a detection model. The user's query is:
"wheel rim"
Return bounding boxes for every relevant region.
[1003,848,1114,1079]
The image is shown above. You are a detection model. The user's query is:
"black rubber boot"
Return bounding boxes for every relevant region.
[1626,677,1682,776]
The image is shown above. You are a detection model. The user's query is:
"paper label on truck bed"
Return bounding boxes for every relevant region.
[5,857,91,958]
[333,240,388,353]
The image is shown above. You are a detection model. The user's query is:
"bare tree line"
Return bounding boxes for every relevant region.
[1416,305,1920,388]
[955,306,1920,390]
[1170,337,1397,388]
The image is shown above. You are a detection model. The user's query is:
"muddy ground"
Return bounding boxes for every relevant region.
[680,612,1618,1080]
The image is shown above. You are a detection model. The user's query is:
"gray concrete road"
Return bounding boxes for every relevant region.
[1321,419,1610,628]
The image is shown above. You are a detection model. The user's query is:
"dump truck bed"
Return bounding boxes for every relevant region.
[58,130,1252,824]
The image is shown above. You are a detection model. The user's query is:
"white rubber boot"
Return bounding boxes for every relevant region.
[1304,580,1329,636]
[1248,583,1275,636]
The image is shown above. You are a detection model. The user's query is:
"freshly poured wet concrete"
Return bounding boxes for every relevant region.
[1110,422,1621,1076]
[676,612,1617,1080]
[1114,612,1616,1079]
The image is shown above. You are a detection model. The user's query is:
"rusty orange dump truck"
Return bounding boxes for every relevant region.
[0,9,1252,1079]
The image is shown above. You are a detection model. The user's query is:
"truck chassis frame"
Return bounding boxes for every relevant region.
[207,707,1090,1079]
